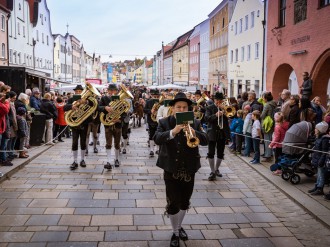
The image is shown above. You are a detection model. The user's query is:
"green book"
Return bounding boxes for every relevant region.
[176,111,194,125]
[111,95,120,101]
[72,94,81,102]
[164,100,172,107]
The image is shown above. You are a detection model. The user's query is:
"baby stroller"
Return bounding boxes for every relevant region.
[280,121,315,184]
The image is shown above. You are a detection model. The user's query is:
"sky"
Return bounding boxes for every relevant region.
[47,0,222,62]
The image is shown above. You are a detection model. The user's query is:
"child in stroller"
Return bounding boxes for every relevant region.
[276,121,315,184]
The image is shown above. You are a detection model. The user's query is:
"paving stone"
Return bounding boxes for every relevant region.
[47,243,97,247]
[58,215,91,226]
[209,198,247,207]
[249,206,271,213]
[0,199,32,208]
[269,237,303,247]
[93,192,118,199]
[206,213,250,224]
[0,192,22,199]
[190,198,213,206]
[243,198,264,206]
[231,206,253,213]
[19,192,60,199]
[0,232,34,242]
[91,215,133,226]
[220,192,245,198]
[134,215,164,226]
[99,242,148,247]
[220,238,275,247]
[67,199,108,208]
[74,208,115,215]
[202,229,237,239]
[3,207,45,215]
[183,240,222,247]
[104,230,152,241]
[25,215,61,226]
[115,207,153,215]
[238,228,270,238]
[28,199,68,208]
[0,215,30,226]
[69,231,104,241]
[194,206,233,214]
[244,213,279,223]
[47,226,68,231]
[137,199,165,207]
[264,227,294,237]
[118,192,156,199]
[7,243,46,247]
[44,208,75,215]
[31,231,69,242]
[25,226,47,232]
[58,192,94,199]
[109,199,136,208]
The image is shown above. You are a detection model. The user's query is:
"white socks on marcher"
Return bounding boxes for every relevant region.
[123,139,128,149]
[73,150,78,163]
[80,150,85,161]
[177,210,186,230]
[169,212,180,236]
[216,158,222,170]
[106,149,111,163]
[150,140,155,152]
[115,149,120,160]
[208,158,215,173]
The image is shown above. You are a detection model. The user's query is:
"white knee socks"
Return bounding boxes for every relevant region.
[106,149,111,163]
[73,150,78,163]
[178,210,186,230]
[150,140,155,152]
[169,212,180,236]
[216,158,222,170]
[208,158,215,173]
[123,139,128,149]
[80,150,85,161]
[115,149,120,160]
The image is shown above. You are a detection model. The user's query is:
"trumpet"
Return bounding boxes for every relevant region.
[184,124,200,148]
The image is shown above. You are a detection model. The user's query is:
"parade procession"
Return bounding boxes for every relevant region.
[0,0,330,246]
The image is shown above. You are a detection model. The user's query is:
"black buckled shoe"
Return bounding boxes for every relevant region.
[114,159,120,167]
[208,172,216,181]
[94,147,98,153]
[70,161,78,170]
[170,234,180,247]
[215,169,223,177]
[122,148,126,154]
[104,162,112,170]
[149,151,154,157]
[89,142,93,146]
[80,160,86,167]
[179,228,188,241]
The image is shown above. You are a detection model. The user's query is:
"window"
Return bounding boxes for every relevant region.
[42,33,44,43]
[239,18,243,33]
[245,15,248,30]
[36,30,39,41]
[9,49,12,63]
[230,50,233,63]
[222,17,225,28]
[1,43,5,58]
[255,42,260,59]
[294,0,307,24]
[251,11,255,28]
[235,21,237,35]
[13,51,16,64]
[17,23,20,35]
[19,4,21,10]
[279,0,286,27]
[18,52,21,64]
[235,49,238,63]
[241,46,245,61]
[247,44,251,60]
[47,35,49,45]
[23,26,25,37]
[1,15,5,31]
[40,14,43,25]
[320,0,330,7]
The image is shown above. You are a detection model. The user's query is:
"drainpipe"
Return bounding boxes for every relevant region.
[261,0,267,92]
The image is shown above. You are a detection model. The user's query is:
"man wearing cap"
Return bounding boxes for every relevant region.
[154,92,208,247]
[204,92,231,181]
[98,84,126,169]
[30,87,42,111]
[144,89,160,157]
[64,85,91,170]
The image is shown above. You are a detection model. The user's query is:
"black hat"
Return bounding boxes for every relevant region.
[150,89,160,95]
[169,92,192,106]
[73,85,84,91]
[195,90,202,96]
[107,84,118,90]
[214,92,224,100]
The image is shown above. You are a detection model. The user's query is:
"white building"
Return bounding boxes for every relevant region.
[32,0,54,77]
[53,33,72,83]
[199,19,210,90]
[228,0,264,97]
[84,52,93,79]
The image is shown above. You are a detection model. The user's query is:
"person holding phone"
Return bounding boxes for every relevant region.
[154,92,208,247]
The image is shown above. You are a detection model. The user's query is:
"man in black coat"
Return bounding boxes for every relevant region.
[98,84,126,170]
[40,93,58,145]
[154,92,208,247]
[144,89,160,157]
[204,92,231,181]
[64,85,93,170]
[300,72,313,100]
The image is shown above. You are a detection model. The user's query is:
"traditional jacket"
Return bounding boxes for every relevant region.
[154,115,208,174]
[204,104,230,142]
[98,95,126,129]
[143,98,158,127]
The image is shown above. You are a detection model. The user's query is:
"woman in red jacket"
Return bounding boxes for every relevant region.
[53,96,67,142]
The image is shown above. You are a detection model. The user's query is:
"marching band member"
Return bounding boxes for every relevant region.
[143,89,160,157]
[86,98,101,155]
[99,84,125,170]
[154,92,208,247]
[64,85,91,170]
[156,92,174,122]
[204,92,230,181]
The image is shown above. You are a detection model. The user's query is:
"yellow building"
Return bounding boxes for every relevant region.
[208,0,235,95]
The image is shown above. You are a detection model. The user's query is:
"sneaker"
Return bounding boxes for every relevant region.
[104,162,112,170]
[179,227,188,241]
[89,142,94,146]
[251,160,260,164]
[170,233,180,247]
[261,157,272,162]
[149,151,154,157]
[215,169,223,177]
[122,148,126,154]
[208,172,216,181]
[80,160,86,167]
[94,147,98,153]
[1,160,13,166]
[70,161,78,170]
[114,159,120,167]
[249,159,256,163]
[272,170,282,176]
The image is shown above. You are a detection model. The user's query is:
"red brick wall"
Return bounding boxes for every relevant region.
[266,1,330,102]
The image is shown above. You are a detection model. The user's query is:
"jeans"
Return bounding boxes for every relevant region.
[252,137,260,162]
[44,119,53,143]
[263,131,273,158]
[7,137,17,156]
[235,134,243,153]
[0,137,9,161]
[244,133,252,156]
[316,166,326,188]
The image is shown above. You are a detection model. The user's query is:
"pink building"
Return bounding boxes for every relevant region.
[189,25,201,88]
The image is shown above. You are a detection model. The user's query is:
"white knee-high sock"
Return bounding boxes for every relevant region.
[208,158,215,173]
[177,210,186,230]
[80,150,85,161]
[106,149,111,162]
[216,158,222,170]
[115,149,120,160]
[150,140,155,152]
[123,139,127,149]
[93,137,97,148]
[73,150,78,163]
[169,212,180,236]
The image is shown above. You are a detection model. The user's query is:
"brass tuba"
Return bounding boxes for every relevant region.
[221,98,236,118]
[151,95,164,122]
[194,93,210,120]
[100,84,133,126]
[65,82,101,127]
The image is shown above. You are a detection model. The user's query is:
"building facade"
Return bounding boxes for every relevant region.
[163,44,173,84]
[70,35,80,84]
[267,0,330,103]
[189,24,200,88]
[199,19,210,90]
[53,33,72,83]
[0,2,10,66]
[228,0,264,98]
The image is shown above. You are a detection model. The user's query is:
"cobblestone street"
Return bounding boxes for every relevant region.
[0,125,330,247]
